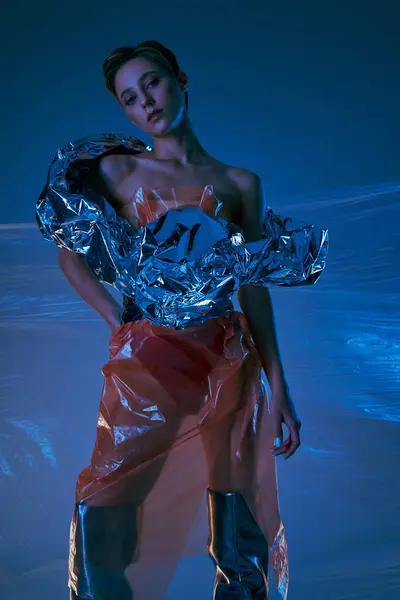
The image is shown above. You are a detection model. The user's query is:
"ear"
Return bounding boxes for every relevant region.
[178,71,188,92]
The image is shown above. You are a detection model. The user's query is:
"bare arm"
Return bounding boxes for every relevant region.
[234,170,301,458]
[238,284,286,391]
[235,172,286,392]
[58,249,123,330]
[57,155,126,331]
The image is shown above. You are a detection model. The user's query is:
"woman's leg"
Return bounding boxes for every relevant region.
[69,415,182,600]
[68,327,185,600]
[69,503,139,600]
[206,488,269,600]
[200,405,270,600]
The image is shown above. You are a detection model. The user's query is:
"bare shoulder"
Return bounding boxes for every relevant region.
[227,166,263,196]
[96,152,138,195]
[225,166,266,241]
[82,152,139,211]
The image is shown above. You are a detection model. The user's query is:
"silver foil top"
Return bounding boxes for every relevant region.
[36,133,328,329]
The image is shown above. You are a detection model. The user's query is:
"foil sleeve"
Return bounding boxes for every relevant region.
[36,133,147,294]
[237,207,329,287]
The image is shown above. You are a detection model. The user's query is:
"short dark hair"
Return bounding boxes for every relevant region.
[103,40,188,108]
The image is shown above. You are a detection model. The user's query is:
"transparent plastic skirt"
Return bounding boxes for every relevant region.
[68,309,288,600]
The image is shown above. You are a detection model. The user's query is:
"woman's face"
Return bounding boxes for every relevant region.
[114,56,186,137]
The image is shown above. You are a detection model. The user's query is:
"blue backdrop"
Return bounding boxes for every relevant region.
[1,1,399,599]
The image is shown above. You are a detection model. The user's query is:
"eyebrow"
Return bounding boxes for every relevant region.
[120,71,159,100]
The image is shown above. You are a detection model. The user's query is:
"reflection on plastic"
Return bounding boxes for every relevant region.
[69,312,287,600]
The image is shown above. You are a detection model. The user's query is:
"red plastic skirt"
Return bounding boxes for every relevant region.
[68,310,288,600]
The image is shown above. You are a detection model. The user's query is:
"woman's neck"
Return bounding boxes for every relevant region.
[151,117,209,166]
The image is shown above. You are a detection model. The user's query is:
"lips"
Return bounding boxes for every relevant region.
[147,109,163,122]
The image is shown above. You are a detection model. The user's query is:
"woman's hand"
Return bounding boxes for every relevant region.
[270,384,302,460]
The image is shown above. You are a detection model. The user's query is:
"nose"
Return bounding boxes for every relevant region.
[141,91,154,110]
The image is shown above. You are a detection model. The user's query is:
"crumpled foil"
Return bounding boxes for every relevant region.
[36,133,328,329]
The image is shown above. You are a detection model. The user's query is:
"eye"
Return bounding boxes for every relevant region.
[126,95,136,106]
[146,77,159,89]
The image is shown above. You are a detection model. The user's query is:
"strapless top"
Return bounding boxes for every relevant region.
[117,184,224,230]
[117,185,232,325]
[36,133,328,329]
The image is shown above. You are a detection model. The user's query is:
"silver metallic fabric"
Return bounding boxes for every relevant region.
[36,133,328,329]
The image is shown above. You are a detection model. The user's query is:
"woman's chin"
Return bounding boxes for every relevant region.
[148,122,173,138]
[140,113,186,138]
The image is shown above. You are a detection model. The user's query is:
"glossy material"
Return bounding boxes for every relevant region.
[69,503,138,600]
[3,181,398,599]
[68,307,285,599]
[206,488,270,599]
[33,134,328,600]
[36,134,328,329]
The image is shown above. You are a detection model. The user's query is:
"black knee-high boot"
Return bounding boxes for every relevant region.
[206,488,269,600]
[69,503,138,600]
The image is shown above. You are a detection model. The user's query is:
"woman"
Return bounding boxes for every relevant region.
[36,40,328,600]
